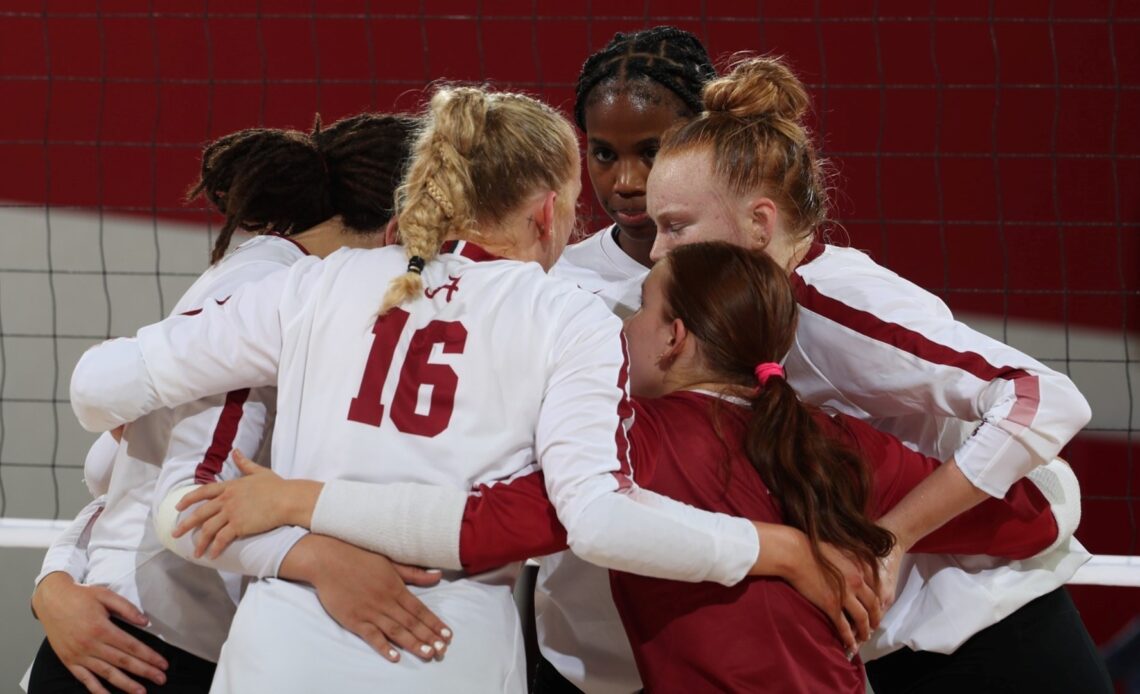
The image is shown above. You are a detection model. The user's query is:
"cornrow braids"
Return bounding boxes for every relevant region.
[573,25,716,130]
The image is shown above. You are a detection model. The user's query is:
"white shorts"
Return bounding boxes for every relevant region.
[212,576,526,693]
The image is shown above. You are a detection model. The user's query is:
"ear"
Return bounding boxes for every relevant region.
[383,217,400,246]
[534,191,558,239]
[745,196,779,249]
[656,317,689,368]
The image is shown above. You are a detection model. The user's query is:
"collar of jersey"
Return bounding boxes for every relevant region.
[440,239,503,263]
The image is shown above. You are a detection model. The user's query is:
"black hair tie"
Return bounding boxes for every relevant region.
[407,255,426,275]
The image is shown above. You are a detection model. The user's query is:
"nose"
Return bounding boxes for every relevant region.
[649,234,670,264]
[613,159,645,197]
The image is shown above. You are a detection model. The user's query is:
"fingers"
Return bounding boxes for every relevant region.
[354,622,401,663]
[231,448,262,474]
[392,563,443,587]
[828,603,858,655]
[66,663,113,694]
[842,588,871,644]
[371,612,438,662]
[207,524,238,560]
[94,588,151,629]
[92,642,167,688]
[398,591,452,645]
[176,484,224,512]
[855,578,882,632]
[193,512,229,558]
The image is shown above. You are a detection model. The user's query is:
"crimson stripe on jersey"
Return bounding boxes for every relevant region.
[194,388,251,484]
[789,265,1042,425]
[268,233,311,255]
[439,240,503,263]
[612,334,634,490]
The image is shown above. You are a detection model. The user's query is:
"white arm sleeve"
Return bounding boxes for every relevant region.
[538,295,758,587]
[70,262,307,431]
[82,432,119,497]
[34,497,104,586]
[310,480,467,571]
[792,259,1092,497]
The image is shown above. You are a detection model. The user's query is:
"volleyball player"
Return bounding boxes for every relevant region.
[67,84,884,693]
[169,238,1066,691]
[642,56,1111,692]
[536,28,717,690]
[31,113,438,694]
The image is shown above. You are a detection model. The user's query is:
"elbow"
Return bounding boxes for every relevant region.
[70,350,114,432]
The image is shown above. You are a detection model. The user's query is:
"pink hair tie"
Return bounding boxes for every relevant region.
[754,362,785,387]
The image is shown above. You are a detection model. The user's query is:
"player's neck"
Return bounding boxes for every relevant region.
[290,217,383,258]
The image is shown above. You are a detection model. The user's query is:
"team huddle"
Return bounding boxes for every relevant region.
[28,26,1112,694]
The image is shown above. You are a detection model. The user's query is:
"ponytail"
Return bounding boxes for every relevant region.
[662,242,894,601]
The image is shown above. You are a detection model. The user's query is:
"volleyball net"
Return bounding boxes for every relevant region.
[0,3,1136,642]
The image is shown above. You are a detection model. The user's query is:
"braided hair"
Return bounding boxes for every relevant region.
[573,26,717,130]
[189,112,419,264]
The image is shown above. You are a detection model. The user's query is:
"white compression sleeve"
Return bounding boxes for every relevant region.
[310,480,467,571]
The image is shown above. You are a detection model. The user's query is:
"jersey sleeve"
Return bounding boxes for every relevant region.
[792,265,1091,498]
[34,497,104,586]
[71,259,317,432]
[536,294,758,587]
[151,387,306,579]
[829,413,1059,559]
[82,432,119,497]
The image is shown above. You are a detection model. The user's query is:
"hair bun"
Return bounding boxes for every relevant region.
[430,87,489,158]
[702,56,809,122]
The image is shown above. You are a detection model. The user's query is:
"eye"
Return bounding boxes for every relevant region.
[643,146,659,163]
[590,146,616,164]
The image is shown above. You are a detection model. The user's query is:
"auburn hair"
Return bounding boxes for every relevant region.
[659,56,831,239]
[662,241,894,599]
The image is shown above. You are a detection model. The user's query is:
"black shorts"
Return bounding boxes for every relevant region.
[865,587,1113,694]
[27,619,215,694]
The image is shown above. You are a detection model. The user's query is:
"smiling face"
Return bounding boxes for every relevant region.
[647,148,756,263]
[583,85,691,243]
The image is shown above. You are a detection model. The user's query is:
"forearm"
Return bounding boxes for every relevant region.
[877,458,988,551]
[35,498,104,586]
[310,480,466,570]
[156,484,308,578]
[564,487,759,587]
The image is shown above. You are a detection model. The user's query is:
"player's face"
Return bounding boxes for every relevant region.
[584,87,688,243]
[623,262,675,399]
[647,149,754,263]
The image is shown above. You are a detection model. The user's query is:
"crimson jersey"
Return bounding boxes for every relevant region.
[610,390,1057,693]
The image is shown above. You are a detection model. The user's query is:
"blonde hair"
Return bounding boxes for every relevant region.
[659,56,830,239]
[381,85,579,313]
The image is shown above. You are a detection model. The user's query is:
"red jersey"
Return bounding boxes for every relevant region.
[609,390,1056,693]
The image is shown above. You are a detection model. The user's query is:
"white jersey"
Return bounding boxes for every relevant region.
[552,224,648,319]
[70,240,759,693]
[787,242,1091,658]
[540,227,647,693]
[65,235,309,662]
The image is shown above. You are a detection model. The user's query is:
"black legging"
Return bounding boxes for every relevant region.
[28,620,215,694]
[866,587,1113,694]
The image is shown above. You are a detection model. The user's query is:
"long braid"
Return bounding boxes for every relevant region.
[573,26,716,130]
